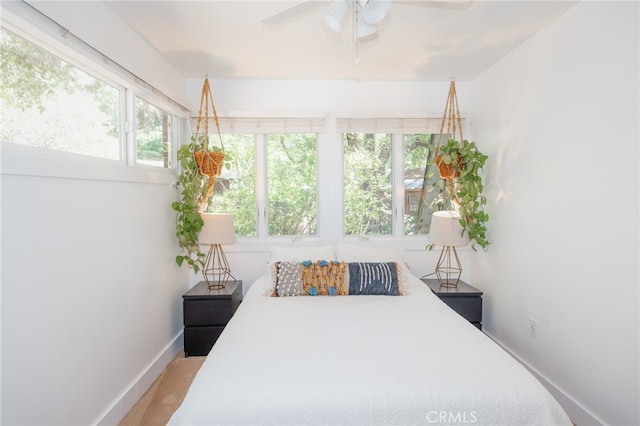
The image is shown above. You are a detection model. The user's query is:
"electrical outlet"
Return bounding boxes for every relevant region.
[529,318,538,339]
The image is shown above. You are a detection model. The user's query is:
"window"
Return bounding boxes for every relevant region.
[337,117,452,238]
[201,131,318,238]
[207,134,257,236]
[403,133,441,235]
[341,131,444,237]
[1,28,121,160]
[135,97,173,168]
[199,118,452,240]
[210,117,323,239]
[0,24,186,169]
[343,132,393,236]
[407,195,419,213]
[267,133,318,236]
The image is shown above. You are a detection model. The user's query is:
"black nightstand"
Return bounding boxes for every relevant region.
[182,280,242,356]
[422,279,482,330]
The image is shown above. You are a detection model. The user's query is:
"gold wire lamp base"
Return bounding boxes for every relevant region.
[435,245,462,288]
[203,243,236,290]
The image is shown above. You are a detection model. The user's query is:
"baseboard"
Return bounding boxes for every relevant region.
[94,331,184,426]
[483,331,603,426]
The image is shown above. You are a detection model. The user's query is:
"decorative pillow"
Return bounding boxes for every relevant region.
[271,260,401,297]
[302,260,348,296]
[272,261,304,297]
[347,262,401,296]
[336,241,409,284]
[272,260,347,297]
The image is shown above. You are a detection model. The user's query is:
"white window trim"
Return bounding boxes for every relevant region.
[336,117,466,134]
[213,117,325,134]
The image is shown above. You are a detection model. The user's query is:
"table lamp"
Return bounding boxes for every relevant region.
[199,213,236,290]
[429,210,469,288]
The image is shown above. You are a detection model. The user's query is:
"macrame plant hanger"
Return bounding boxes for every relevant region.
[433,78,466,211]
[413,79,465,233]
[193,77,225,212]
[434,79,464,181]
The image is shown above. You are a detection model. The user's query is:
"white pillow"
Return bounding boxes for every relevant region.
[269,244,336,263]
[336,242,404,263]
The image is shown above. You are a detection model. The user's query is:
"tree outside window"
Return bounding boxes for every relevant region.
[136,97,173,168]
[404,133,441,235]
[267,133,317,236]
[206,134,257,237]
[343,132,393,236]
[1,28,120,160]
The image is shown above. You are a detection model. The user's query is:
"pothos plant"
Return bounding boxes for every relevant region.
[172,135,228,273]
[432,138,490,251]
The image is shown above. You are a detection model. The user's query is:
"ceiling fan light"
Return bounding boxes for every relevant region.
[361,0,390,25]
[321,1,349,32]
[357,17,378,39]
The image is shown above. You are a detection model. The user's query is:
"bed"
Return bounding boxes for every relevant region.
[169,244,571,426]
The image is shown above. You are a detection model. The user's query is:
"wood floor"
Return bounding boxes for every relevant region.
[119,351,204,425]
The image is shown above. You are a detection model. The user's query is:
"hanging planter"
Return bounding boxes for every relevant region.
[431,79,490,251]
[435,152,463,180]
[193,77,225,210]
[172,77,228,272]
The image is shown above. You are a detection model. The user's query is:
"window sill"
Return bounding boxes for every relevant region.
[1,143,175,186]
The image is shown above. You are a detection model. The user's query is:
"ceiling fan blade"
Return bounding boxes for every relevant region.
[394,0,474,11]
[262,1,327,26]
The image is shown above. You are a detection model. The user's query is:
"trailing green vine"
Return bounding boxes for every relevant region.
[172,137,208,273]
[434,139,490,251]
[172,135,231,272]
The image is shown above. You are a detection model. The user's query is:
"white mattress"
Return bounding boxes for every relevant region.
[169,272,571,426]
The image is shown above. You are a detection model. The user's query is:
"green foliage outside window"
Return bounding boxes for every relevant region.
[267,134,317,236]
[206,134,257,236]
[1,28,120,159]
[343,133,392,236]
[136,97,172,168]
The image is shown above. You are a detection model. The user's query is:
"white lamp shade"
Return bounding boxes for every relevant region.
[199,213,236,245]
[360,0,390,25]
[429,211,469,247]
[321,1,348,32]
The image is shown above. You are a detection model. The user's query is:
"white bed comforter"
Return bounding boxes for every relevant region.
[169,273,571,426]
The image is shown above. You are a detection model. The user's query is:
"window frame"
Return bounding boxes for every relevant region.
[207,126,452,245]
[336,117,464,242]
[0,5,188,183]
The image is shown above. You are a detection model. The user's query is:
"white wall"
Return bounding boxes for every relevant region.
[1,2,189,425]
[470,2,639,425]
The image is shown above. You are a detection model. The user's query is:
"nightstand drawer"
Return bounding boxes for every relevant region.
[182,281,243,357]
[184,299,236,326]
[440,297,482,323]
[184,326,225,356]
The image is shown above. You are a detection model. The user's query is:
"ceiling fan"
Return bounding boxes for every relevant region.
[262,0,473,28]
[262,0,473,63]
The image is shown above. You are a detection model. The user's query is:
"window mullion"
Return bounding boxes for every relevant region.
[124,89,136,166]
[255,134,268,239]
[392,133,405,237]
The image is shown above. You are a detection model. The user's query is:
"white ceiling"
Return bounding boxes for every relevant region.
[105,0,577,81]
